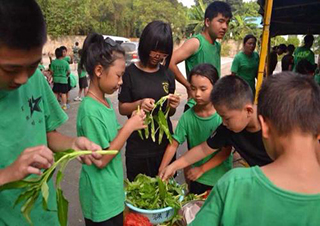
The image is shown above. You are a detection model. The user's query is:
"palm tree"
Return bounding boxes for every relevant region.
[187,0,206,35]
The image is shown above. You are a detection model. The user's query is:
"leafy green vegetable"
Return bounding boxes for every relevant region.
[125,174,185,211]
[0,149,118,226]
[138,95,173,144]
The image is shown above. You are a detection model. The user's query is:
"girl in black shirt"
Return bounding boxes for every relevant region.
[118,21,180,181]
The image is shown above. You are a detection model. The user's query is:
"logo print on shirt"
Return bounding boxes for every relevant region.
[162,82,169,94]
[210,131,217,139]
[28,96,42,117]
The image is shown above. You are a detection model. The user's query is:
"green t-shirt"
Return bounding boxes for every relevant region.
[70,73,77,88]
[63,56,71,64]
[78,65,87,78]
[173,108,232,186]
[38,63,45,71]
[0,69,68,226]
[50,59,70,84]
[185,34,221,108]
[231,51,259,93]
[293,46,315,71]
[77,97,124,222]
[190,166,320,226]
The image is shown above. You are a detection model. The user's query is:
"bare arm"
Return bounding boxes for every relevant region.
[186,146,232,181]
[169,38,200,94]
[158,139,179,173]
[159,141,217,180]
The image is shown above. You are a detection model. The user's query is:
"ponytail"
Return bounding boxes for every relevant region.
[80,33,125,79]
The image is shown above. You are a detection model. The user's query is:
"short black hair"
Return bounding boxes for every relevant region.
[287,44,295,53]
[211,75,253,110]
[80,33,125,79]
[258,72,320,136]
[189,63,219,86]
[75,42,79,46]
[138,21,173,68]
[296,59,317,75]
[0,0,47,49]
[204,1,232,21]
[60,46,67,51]
[55,47,63,58]
[243,34,256,45]
[278,44,287,52]
[304,34,314,44]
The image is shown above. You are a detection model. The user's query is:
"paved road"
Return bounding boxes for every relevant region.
[50,58,233,225]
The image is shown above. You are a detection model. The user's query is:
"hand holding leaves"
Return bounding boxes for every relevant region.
[0,146,54,186]
[140,98,155,112]
[168,94,180,109]
[71,137,102,166]
[0,149,118,226]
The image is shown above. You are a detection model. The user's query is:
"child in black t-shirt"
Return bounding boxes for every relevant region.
[118,21,180,181]
[160,75,272,180]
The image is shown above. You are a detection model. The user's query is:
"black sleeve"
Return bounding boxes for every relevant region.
[118,67,132,103]
[206,124,232,149]
[167,69,175,94]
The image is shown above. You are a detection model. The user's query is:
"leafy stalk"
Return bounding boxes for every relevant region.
[137,95,172,144]
[0,149,118,226]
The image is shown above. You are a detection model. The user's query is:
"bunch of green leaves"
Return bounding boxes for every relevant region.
[137,95,173,144]
[0,149,117,226]
[125,174,186,210]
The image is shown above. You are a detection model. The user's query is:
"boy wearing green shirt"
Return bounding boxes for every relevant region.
[159,64,232,194]
[0,1,102,225]
[190,72,320,226]
[169,1,232,108]
[293,34,315,71]
[50,47,70,110]
[160,76,272,180]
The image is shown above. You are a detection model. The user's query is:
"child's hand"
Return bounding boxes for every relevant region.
[71,137,102,166]
[168,94,180,109]
[186,167,204,181]
[5,146,54,183]
[140,98,155,112]
[127,110,147,131]
[159,164,176,181]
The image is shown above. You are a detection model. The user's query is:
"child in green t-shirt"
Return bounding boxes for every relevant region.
[160,76,272,181]
[76,33,146,226]
[159,64,232,194]
[190,72,320,226]
[0,1,104,225]
[50,47,70,110]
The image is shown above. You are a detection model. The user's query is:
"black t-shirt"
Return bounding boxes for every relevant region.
[206,124,272,166]
[118,63,175,157]
[281,54,294,71]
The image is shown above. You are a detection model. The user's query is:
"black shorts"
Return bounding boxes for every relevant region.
[126,152,176,182]
[53,83,68,94]
[189,180,213,195]
[85,212,123,226]
[79,76,88,89]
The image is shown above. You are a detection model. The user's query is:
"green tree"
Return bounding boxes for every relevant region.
[186,0,206,35]
[270,36,286,47]
[286,35,300,48]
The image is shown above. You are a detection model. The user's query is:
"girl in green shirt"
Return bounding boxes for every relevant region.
[231,34,259,95]
[77,33,146,226]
